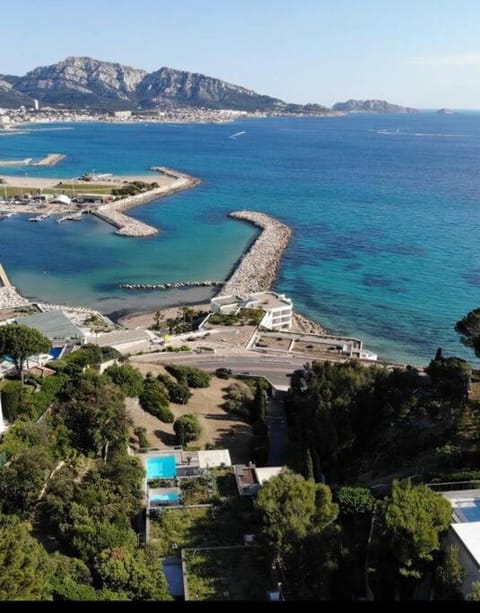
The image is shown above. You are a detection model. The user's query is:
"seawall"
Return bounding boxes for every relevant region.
[220,210,292,296]
[91,168,201,237]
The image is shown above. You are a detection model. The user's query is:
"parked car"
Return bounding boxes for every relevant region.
[215,367,232,378]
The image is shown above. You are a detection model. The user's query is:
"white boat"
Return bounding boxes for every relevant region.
[28,214,49,222]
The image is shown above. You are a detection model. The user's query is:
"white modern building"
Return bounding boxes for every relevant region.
[211,291,293,331]
[441,488,480,597]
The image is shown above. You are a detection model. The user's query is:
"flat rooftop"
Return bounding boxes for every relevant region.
[452,523,480,566]
[16,310,84,341]
[245,292,292,311]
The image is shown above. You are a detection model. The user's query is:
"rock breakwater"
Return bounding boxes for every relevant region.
[120,280,223,290]
[221,210,291,296]
[92,167,201,237]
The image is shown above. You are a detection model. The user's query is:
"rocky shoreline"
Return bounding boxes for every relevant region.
[0,286,30,309]
[221,210,292,296]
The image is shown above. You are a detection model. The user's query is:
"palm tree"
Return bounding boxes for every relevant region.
[153,310,164,331]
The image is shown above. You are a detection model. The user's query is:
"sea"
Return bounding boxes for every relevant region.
[0,112,479,367]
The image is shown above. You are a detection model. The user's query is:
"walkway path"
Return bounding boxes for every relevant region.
[266,392,288,466]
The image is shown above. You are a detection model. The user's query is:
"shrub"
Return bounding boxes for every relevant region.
[165,365,210,388]
[173,414,202,446]
[139,379,173,422]
[0,381,23,421]
[156,374,192,405]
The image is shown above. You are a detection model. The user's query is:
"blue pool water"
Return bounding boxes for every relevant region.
[150,492,180,503]
[146,455,177,479]
[456,500,480,523]
[49,347,63,360]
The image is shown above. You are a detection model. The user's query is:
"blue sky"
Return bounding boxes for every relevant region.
[3,0,480,108]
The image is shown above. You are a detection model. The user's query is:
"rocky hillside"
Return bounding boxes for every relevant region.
[0,56,306,112]
[332,99,417,113]
[12,57,147,110]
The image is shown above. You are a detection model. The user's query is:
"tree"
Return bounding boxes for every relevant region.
[435,544,464,600]
[254,468,338,559]
[56,373,128,459]
[152,310,164,331]
[94,544,171,600]
[455,308,480,358]
[104,364,144,397]
[251,379,267,422]
[304,448,314,481]
[384,479,452,579]
[467,581,480,600]
[0,512,54,600]
[337,486,376,517]
[0,447,54,516]
[426,354,471,404]
[0,324,50,383]
[173,414,202,446]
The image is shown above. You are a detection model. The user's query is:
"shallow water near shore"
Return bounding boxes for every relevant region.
[1,114,480,365]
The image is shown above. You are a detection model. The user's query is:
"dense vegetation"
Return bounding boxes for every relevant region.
[0,332,171,601]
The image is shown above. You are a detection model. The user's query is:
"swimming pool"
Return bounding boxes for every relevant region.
[453,499,480,522]
[150,492,180,503]
[146,455,177,480]
[49,347,63,360]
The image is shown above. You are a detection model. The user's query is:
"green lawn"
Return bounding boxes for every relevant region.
[184,548,271,601]
[52,183,115,195]
[149,496,254,556]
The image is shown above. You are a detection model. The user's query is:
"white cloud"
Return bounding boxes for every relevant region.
[406,53,480,66]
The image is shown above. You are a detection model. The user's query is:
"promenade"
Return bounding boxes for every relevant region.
[221,211,291,296]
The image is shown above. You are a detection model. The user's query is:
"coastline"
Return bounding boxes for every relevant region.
[115,209,329,336]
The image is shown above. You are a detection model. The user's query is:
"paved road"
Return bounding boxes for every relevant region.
[132,352,308,388]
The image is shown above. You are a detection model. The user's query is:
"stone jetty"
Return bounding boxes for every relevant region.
[221,210,291,296]
[32,153,66,167]
[92,167,201,237]
[120,280,223,290]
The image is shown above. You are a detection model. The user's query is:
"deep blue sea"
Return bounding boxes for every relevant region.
[0,113,479,366]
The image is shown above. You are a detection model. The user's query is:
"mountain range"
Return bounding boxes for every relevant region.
[0,57,416,114]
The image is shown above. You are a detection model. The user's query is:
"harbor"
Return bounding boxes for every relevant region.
[0,166,201,237]
[91,167,201,237]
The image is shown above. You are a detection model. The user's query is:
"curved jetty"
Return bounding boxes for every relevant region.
[221,210,291,296]
[92,168,201,237]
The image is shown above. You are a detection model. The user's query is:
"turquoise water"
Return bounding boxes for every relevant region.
[146,455,177,479]
[150,493,180,503]
[1,115,480,365]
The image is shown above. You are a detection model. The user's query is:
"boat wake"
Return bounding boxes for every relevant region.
[229,131,246,139]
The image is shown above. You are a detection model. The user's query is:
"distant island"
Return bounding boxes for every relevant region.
[437,108,454,114]
[0,56,417,116]
[332,99,417,113]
